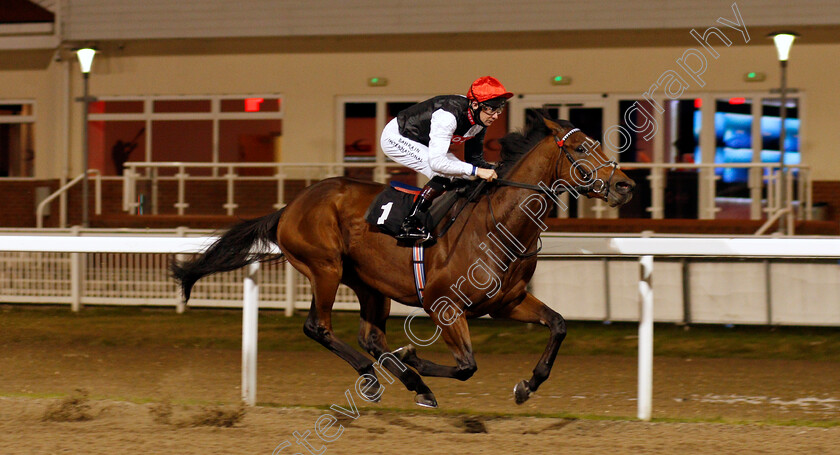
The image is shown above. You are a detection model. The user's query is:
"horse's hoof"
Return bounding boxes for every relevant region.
[360,376,383,402]
[414,392,438,408]
[392,344,416,361]
[513,380,532,405]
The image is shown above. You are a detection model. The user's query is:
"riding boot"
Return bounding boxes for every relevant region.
[395,184,444,241]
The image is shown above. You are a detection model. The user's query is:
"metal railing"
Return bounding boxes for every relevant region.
[121,161,394,216]
[120,161,812,223]
[35,170,103,228]
[17,161,814,227]
[615,162,811,221]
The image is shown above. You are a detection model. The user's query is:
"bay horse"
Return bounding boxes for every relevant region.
[171,113,635,407]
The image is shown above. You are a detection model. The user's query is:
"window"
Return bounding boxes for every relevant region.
[343,103,377,162]
[0,102,35,177]
[340,98,423,185]
[87,96,283,176]
[759,98,800,170]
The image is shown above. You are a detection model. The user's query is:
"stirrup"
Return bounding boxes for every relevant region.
[395,226,431,241]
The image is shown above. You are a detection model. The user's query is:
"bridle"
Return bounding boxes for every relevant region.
[553,128,619,200]
[483,127,619,259]
[495,127,619,200]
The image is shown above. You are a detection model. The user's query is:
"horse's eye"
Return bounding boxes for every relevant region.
[576,146,586,154]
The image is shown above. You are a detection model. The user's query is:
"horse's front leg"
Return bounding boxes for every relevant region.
[491,292,567,404]
[395,311,477,382]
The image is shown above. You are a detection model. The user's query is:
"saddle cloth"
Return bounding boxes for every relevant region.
[364,181,464,240]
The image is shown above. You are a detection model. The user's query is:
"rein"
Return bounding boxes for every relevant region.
[493,178,589,196]
[494,127,618,199]
[486,194,542,258]
[435,180,490,238]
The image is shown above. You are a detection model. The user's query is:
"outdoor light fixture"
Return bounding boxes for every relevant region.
[367,77,388,87]
[76,47,96,73]
[76,47,97,227]
[771,32,798,62]
[768,31,798,234]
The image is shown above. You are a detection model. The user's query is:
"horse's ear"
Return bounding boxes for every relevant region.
[542,116,563,133]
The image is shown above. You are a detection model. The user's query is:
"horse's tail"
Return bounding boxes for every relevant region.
[170,208,285,303]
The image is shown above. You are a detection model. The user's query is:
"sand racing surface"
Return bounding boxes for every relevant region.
[1,307,838,454]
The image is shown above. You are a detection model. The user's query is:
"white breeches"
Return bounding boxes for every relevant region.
[380,118,465,179]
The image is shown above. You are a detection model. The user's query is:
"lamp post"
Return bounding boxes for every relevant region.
[76,48,96,227]
[768,32,798,234]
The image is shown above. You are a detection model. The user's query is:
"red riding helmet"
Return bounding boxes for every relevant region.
[467,76,514,106]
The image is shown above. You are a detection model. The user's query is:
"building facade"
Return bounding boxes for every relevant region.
[2,0,840,226]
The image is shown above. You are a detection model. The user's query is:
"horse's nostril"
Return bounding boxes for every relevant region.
[615,180,635,195]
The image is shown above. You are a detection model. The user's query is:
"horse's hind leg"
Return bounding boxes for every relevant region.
[491,292,567,404]
[395,312,478,382]
[350,280,438,408]
[294,262,382,400]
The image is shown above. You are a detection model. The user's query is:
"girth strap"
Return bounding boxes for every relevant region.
[411,244,426,304]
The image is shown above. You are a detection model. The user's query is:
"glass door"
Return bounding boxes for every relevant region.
[338,97,423,185]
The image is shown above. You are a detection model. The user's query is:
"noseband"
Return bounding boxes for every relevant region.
[553,128,619,200]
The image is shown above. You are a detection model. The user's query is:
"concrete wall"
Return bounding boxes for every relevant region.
[531,259,840,326]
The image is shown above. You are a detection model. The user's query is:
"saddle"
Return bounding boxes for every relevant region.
[364,179,483,244]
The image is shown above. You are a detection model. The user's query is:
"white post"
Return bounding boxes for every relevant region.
[284,262,295,317]
[151,167,159,215]
[274,171,286,211]
[242,262,260,406]
[750,99,764,220]
[175,166,189,215]
[174,227,188,314]
[224,165,238,216]
[786,171,796,235]
[122,166,132,212]
[637,255,654,421]
[70,226,83,312]
[70,252,82,312]
[94,171,102,215]
[648,168,665,219]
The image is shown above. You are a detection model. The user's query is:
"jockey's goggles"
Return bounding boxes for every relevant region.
[479,101,506,115]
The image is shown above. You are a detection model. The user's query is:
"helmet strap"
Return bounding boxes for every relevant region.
[468,101,485,127]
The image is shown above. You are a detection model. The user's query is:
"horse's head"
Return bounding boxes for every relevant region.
[540,117,635,208]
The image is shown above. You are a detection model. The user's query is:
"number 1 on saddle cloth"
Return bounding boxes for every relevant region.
[364,176,457,244]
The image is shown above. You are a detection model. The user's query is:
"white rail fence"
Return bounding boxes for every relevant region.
[2,233,839,417]
[1,231,839,324]
[0,229,358,314]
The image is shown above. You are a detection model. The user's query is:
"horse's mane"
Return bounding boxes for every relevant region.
[495,113,575,179]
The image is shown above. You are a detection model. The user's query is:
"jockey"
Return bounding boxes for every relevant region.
[380,76,513,241]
